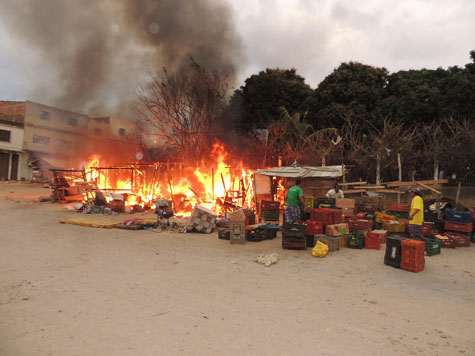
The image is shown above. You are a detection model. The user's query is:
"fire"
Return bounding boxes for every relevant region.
[83,142,255,216]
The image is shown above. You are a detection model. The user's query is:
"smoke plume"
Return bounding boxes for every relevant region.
[0,0,243,117]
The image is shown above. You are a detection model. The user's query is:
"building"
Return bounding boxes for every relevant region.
[0,100,139,180]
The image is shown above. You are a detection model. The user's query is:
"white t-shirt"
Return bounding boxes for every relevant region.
[326,189,344,198]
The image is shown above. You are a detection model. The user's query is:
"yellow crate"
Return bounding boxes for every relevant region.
[304,196,315,212]
[382,220,406,233]
[375,211,397,223]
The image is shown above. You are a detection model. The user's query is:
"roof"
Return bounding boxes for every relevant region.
[254,165,343,178]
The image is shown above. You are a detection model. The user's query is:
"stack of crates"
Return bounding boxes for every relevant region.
[230,221,246,244]
[386,202,410,220]
[400,239,425,273]
[282,223,307,250]
[384,235,407,268]
[261,200,280,223]
[310,208,342,225]
[444,209,473,244]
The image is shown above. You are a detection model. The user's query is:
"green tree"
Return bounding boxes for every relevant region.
[310,62,389,129]
[226,68,314,133]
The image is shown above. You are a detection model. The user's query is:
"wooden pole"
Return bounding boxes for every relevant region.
[376,153,381,185]
[455,181,462,208]
[434,159,439,180]
[397,153,402,203]
[212,168,215,201]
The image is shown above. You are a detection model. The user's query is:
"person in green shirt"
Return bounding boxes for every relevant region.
[285,179,304,223]
[409,187,424,238]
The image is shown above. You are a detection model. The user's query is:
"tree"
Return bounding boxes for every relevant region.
[226,68,314,133]
[310,62,389,129]
[138,58,228,162]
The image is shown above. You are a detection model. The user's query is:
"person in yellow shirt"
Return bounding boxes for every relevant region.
[409,187,424,238]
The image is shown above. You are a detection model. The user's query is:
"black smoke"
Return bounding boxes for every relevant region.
[0,0,243,116]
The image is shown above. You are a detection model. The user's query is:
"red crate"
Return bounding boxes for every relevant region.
[401,239,425,273]
[387,202,411,212]
[310,208,342,225]
[355,212,367,219]
[421,225,432,236]
[444,221,473,233]
[365,233,381,250]
[348,218,374,232]
[447,233,470,247]
[435,235,456,248]
[366,230,388,244]
[306,221,324,235]
[261,200,280,211]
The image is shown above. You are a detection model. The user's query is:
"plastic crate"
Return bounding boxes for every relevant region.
[385,210,410,220]
[262,210,280,222]
[435,235,456,248]
[421,225,432,236]
[306,234,316,248]
[424,237,441,256]
[400,239,425,273]
[306,221,324,235]
[310,208,334,225]
[316,198,336,209]
[444,221,473,233]
[347,231,365,249]
[217,228,230,240]
[384,235,407,268]
[445,209,472,224]
[304,196,315,213]
[282,234,306,250]
[375,211,397,223]
[387,202,411,212]
[365,233,381,250]
[383,220,406,233]
[366,229,388,244]
[339,235,348,248]
[317,235,340,252]
[348,218,374,232]
[447,233,470,247]
[261,200,280,211]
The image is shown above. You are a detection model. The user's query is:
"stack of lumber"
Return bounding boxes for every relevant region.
[341,179,448,195]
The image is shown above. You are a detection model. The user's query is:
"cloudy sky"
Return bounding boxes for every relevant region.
[0,0,474,107]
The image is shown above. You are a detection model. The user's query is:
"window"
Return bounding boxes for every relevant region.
[0,129,11,142]
[94,128,102,136]
[32,135,50,145]
[68,117,78,127]
[57,139,72,148]
[40,111,50,120]
[118,128,126,136]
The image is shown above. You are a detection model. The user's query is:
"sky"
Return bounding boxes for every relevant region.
[0,0,474,107]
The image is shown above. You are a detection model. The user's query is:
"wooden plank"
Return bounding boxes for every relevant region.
[342,189,367,194]
[339,181,367,186]
[416,182,441,195]
[375,189,406,194]
[386,179,448,187]
[361,185,386,189]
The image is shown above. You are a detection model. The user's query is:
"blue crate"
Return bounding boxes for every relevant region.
[445,209,472,224]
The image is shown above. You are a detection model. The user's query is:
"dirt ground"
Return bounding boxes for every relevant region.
[1,183,474,356]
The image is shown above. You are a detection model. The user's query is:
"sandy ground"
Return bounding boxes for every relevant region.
[0,183,474,356]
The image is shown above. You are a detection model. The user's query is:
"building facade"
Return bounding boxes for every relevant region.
[0,100,139,180]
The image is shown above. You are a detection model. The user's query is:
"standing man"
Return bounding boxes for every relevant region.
[326,183,344,199]
[285,179,304,223]
[409,187,424,238]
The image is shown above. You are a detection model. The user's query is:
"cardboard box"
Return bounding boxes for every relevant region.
[229,208,246,222]
[325,223,350,237]
[342,208,354,217]
[336,198,355,209]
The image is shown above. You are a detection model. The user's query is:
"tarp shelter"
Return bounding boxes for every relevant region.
[253,165,344,215]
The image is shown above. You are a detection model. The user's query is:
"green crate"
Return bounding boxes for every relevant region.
[386,210,409,220]
[262,210,280,221]
[424,237,441,256]
[347,231,365,249]
[218,228,230,240]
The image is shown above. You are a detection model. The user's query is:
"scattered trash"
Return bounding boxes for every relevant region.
[255,253,279,267]
[38,195,53,202]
